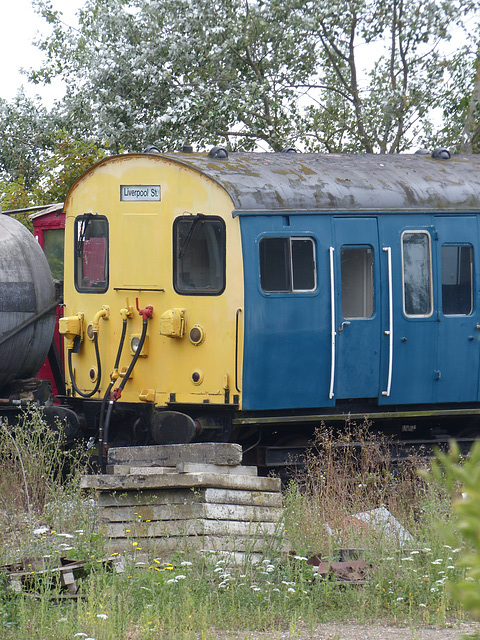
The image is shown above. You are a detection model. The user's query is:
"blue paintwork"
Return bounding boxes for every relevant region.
[240,214,334,410]
[333,217,381,399]
[240,210,480,412]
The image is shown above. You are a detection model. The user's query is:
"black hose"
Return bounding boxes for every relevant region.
[98,318,127,473]
[68,332,102,398]
[101,317,149,473]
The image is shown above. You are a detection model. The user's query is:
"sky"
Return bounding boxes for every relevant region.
[0,0,84,105]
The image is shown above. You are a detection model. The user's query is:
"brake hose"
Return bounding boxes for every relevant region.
[98,316,128,472]
[100,304,153,473]
[68,332,102,398]
[67,307,109,399]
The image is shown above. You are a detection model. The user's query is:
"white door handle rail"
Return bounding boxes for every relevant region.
[382,246,393,397]
[329,246,336,399]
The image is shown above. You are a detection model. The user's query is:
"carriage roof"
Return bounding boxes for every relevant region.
[158,151,480,215]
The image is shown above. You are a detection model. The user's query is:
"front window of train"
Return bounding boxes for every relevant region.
[74,215,109,293]
[173,215,226,295]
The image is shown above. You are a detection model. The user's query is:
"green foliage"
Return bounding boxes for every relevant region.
[427,441,480,626]
[27,0,480,154]
[0,129,106,213]
[0,405,91,563]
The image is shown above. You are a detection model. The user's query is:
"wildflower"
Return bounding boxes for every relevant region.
[96,614,108,620]
[409,550,420,555]
[447,565,455,570]
[396,597,404,602]
[401,557,413,561]
[181,561,192,567]
[176,574,186,580]
[33,526,49,535]
[74,635,88,638]
[251,586,261,592]
[287,587,295,593]
[431,559,442,565]
[419,603,427,608]
[57,533,74,539]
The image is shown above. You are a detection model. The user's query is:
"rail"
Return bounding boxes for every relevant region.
[382,247,393,397]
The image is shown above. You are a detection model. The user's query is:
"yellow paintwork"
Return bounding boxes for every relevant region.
[159,308,186,338]
[59,313,85,350]
[62,153,244,408]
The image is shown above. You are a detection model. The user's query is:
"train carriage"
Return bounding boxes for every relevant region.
[58,149,480,466]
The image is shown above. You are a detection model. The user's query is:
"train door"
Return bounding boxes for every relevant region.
[434,215,480,402]
[378,221,437,405]
[331,217,382,399]
[240,214,334,411]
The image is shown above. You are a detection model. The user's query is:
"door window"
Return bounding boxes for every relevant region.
[441,244,473,315]
[340,246,374,318]
[402,231,433,317]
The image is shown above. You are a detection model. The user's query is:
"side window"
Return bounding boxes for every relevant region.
[174,215,225,295]
[43,228,65,281]
[441,244,473,315]
[402,231,432,317]
[260,237,316,292]
[340,246,374,318]
[75,215,109,293]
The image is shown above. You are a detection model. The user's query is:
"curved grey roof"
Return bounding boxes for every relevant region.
[161,151,480,214]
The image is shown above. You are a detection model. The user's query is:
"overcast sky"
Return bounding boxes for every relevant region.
[1,0,84,104]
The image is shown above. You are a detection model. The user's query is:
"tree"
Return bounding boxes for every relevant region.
[284,0,480,153]
[0,130,105,212]
[0,91,55,188]
[30,0,480,154]
[31,0,317,152]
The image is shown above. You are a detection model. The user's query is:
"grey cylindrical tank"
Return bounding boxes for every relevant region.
[0,215,56,389]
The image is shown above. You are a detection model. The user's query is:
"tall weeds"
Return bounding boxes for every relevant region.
[0,405,91,561]
[283,421,450,557]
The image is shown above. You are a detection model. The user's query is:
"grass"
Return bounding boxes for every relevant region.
[0,410,475,638]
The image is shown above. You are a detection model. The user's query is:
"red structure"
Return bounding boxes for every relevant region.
[30,204,66,397]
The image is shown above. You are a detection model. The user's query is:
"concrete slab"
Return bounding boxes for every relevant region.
[103,518,281,538]
[81,472,281,493]
[97,488,283,508]
[100,502,284,523]
[107,443,243,467]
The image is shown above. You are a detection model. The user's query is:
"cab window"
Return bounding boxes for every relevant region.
[74,215,109,293]
[174,215,226,295]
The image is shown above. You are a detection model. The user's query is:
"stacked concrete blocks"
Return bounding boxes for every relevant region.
[81,443,284,558]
